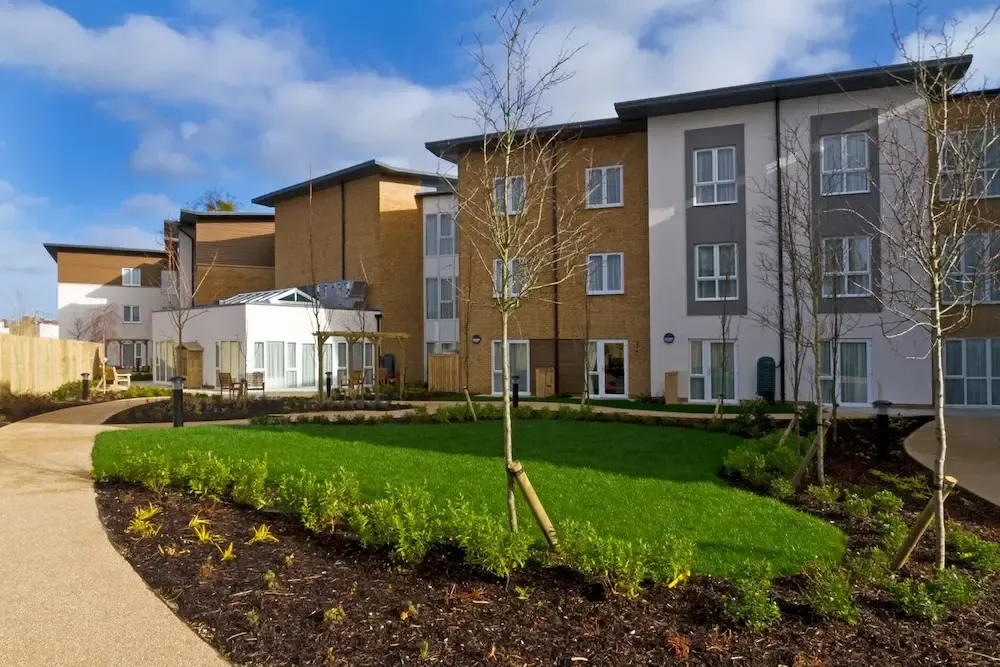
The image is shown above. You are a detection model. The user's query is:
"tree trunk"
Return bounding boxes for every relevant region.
[501,309,517,532]
[931,320,948,569]
[812,316,825,485]
[316,340,325,399]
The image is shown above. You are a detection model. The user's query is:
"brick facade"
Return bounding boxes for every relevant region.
[193,266,276,305]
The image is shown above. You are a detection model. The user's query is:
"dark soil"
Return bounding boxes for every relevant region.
[96,417,1000,666]
[104,394,412,425]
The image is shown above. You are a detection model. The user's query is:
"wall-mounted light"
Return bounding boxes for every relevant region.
[663,333,675,344]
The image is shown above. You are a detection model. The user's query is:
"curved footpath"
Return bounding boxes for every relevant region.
[0,399,228,667]
[905,415,1000,507]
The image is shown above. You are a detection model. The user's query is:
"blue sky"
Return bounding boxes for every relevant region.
[1,0,997,317]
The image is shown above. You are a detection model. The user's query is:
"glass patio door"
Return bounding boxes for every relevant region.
[266,341,285,389]
[492,341,529,394]
[587,341,627,397]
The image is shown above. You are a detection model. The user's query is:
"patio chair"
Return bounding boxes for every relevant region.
[106,365,131,390]
[245,372,265,397]
[217,371,240,399]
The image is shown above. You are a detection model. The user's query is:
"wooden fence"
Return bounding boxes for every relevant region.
[0,336,103,394]
[428,353,460,393]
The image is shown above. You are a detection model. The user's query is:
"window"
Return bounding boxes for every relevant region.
[286,342,298,387]
[940,128,1000,200]
[122,267,141,286]
[821,133,869,195]
[215,341,243,379]
[944,233,1000,304]
[494,176,526,214]
[154,341,175,382]
[302,343,316,389]
[266,341,284,387]
[694,243,738,300]
[424,213,456,256]
[689,340,736,401]
[585,166,623,208]
[819,340,870,405]
[493,258,525,297]
[123,305,140,324]
[350,341,375,386]
[693,146,737,205]
[944,338,1000,406]
[425,278,438,319]
[253,342,265,371]
[424,214,437,256]
[587,253,624,295]
[822,236,871,297]
[121,342,144,369]
[492,340,529,395]
[334,342,345,387]
[426,278,456,320]
[586,340,627,397]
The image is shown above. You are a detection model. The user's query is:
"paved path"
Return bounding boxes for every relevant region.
[0,400,228,667]
[905,414,1000,506]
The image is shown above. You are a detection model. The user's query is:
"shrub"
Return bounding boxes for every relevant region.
[948,525,1000,573]
[768,478,794,500]
[177,451,231,496]
[870,469,930,500]
[806,484,841,506]
[842,493,873,520]
[801,560,859,623]
[765,444,801,479]
[799,403,819,436]
[733,398,777,436]
[109,446,172,492]
[276,468,360,533]
[846,547,891,586]
[873,512,908,552]
[870,490,904,514]
[231,458,269,508]
[445,500,534,578]
[559,520,693,598]
[885,568,979,624]
[349,484,439,565]
[722,562,781,631]
[722,433,801,491]
[723,448,770,487]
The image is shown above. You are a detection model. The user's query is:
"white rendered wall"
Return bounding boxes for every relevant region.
[151,303,247,386]
[57,282,164,343]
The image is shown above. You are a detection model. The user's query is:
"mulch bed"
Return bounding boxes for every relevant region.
[96,418,1000,666]
[104,395,412,425]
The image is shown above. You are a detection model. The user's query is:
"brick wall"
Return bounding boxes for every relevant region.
[193,266,276,305]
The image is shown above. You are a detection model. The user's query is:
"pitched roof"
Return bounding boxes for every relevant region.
[44,242,165,262]
[251,159,457,207]
[218,287,317,305]
[615,56,973,119]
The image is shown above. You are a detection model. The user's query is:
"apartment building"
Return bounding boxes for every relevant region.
[426,121,651,397]
[252,159,456,385]
[419,189,460,377]
[45,243,167,369]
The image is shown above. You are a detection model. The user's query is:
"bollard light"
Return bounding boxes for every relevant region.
[872,399,893,460]
[325,371,333,399]
[169,375,185,428]
[512,375,520,409]
[81,372,90,401]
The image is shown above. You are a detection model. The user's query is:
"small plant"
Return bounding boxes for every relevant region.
[177,450,231,496]
[733,398,777,437]
[187,513,211,529]
[263,570,280,590]
[284,553,295,568]
[806,484,841,506]
[218,542,236,562]
[948,524,1000,573]
[885,568,979,624]
[768,478,794,500]
[349,484,439,566]
[870,489,904,514]
[125,517,161,539]
[400,601,420,621]
[444,500,534,578]
[276,468,360,533]
[801,560,859,623]
[133,502,162,521]
[665,631,691,660]
[245,609,260,626]
[514,585,531,601]
[846,547,890,586]
[246,524,280,545]
[323,604,346,624]
[842,493,873,520]
[108,446,172,493]
[158,544,189,558]
[192,524,222,544]
[231,458,270,508]
[870,469,930,500]
[199,559,215,578]
[419,640,430,660]
[722,433,801,490]
[873,512,908,552]
[722,563,781,631]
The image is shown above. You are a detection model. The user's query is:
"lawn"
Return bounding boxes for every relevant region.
[434,394,797,414]
[93,421,843,577]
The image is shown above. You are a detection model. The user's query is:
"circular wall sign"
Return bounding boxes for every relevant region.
[472,335,482,344]
[663,333,675,344]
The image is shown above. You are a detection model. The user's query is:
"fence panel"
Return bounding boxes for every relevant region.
[427,353,460,393]
[0,336,103,394]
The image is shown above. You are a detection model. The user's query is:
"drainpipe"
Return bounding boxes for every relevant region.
[179,224,196,305]
[550,148,560,395]
[774,94,787,404]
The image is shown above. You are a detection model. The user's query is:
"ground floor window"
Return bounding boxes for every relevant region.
[302,344,316,389]
[689,340,736,401]
[286,342,298,387]
[350,341,375,386]
[944,338,1000,406]
[154,341,175,382]
[215,340,244,380]
[492,340,529,394]
[819,340,870,405]
[266,341,285,388]
[586,340,627,397]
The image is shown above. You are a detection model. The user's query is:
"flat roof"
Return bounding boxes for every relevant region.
[44,242,165,262]
[251,159,458,207]
[425,117,646,162]
[177,209,275,224]
[615,56,972,119]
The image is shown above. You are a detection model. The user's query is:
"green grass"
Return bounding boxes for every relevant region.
[93,421,842,577]
[431,394,796,414]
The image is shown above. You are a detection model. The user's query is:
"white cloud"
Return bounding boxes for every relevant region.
[0,0,864,182]
[120,192,180,220]
[82,224,161,250]
[899,6,1000,89]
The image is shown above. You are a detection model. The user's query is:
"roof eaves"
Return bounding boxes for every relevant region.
[178,209,276,224]
[43,242,166,262]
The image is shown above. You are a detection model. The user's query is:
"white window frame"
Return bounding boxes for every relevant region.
[585,165,624,209]
[694,243,739,301]
[252,342,265,372]
[586,339,629,399]
[820,132,870,196]
[586,252,624,295]
[944,338,1000,407]
[494,175,526,215]
[424,213,457,256]
[426,277,456,320]
[944,233,1000,304]
[940,128,1000,201]
[818,340,872,407]
[215,340,243,380]
[123,305,140,324]
[492,258,525,298]
[286,342,298,387]
[122,267,141,287]
[491,339,530,396]
[693,146,737,206]
[822,236,872,298]
[689,340,738,403]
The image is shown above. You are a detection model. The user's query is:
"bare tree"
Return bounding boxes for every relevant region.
[860,8,999,567]
[161,222,218,380]
[191,190,238,212]
[69,304,121,360]
[457,0,598,531]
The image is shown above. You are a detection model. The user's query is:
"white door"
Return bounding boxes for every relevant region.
[266,341,285,389]
[587,341,628,398]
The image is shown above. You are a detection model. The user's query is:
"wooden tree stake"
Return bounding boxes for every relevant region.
[777,416,796,448]
[790,433,820,492]
[464,387,478,422]
[508,461,559,552]
[890,476,958,571]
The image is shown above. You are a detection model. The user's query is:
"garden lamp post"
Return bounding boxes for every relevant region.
[80,372,90,401]
[169,375,185,428]
[872,399,893,460]
[325,371,333,399]
[512,375,520,409]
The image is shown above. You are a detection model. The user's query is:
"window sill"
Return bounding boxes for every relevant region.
[585,202,624,210]
[586,290,625,296]
[940,193,1000,202]
[692,200,738,207]
[693,297,740,303]
[821,292,870,299]
[820,189,870,197]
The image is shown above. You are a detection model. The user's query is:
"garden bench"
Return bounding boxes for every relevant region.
[106,365,131,390]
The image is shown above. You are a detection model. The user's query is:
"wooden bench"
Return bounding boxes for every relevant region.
[245,371,265,397]
[217,371,241,399]
[105,365,131,390]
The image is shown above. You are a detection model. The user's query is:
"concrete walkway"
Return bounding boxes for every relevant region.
[905,415,1000,506]
[0,400,228,667]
